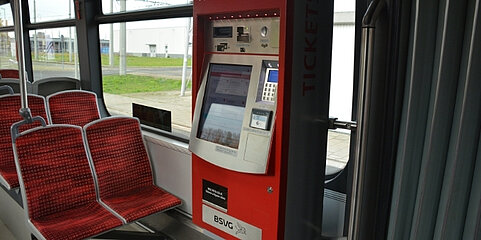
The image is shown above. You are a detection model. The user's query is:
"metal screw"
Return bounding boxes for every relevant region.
[267,187,273,194]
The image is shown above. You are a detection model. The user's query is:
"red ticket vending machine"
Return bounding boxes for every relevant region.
[190,0,334,239]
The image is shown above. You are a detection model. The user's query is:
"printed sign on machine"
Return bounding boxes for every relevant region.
[202,204,262,240]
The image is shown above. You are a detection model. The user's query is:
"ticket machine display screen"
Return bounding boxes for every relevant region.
[197,64,252,149]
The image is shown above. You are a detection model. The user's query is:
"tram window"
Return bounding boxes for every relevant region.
[326,0,355,174]
[0,4,14,27]
[0,32,18,70]
[102,0,192,15]
[29,27,80,81]
[99,18,192,138]
[28,0,75,23]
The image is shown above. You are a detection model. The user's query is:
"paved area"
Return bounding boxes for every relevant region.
[104,92,351,173]
[103,66,192,80]
[4,61,191,81]
[326,130,351,173]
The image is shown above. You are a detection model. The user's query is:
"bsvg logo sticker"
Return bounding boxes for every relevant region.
[235,222,247,235]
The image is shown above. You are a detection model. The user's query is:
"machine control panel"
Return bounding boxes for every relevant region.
[191,16,280,174]
[190,54,279,174]
[207,17,280,54]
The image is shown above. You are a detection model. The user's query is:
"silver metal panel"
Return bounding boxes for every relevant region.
[388,0,441,238]
[202,204,262,240]
[205,17,280,55]
[189,54,278,174]
[388,0,481,239]
[323,189,346,238]
[144,133,193,215]
[433,0,481,238]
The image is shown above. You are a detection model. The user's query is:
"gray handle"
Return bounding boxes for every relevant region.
[348,1,385,240]
[0,85,14,94]
[11,116,47,142]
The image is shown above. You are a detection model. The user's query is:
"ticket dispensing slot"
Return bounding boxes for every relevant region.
[237,26,250,43]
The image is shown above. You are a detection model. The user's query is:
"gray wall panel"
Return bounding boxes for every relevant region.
[388,0,481,238]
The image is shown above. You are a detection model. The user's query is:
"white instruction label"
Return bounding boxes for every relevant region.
[202,204,262,240]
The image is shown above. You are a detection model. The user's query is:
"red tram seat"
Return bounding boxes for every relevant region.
[47,90,100,127]
[0,94,48,190]
[0,69,19,79]
[13,125,123,239]
[84,117,181,223]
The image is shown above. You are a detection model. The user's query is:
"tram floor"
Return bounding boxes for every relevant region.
[136,210,216,240]
[0,210,213,240]
[94,209,215,240]
[0,211,350,240]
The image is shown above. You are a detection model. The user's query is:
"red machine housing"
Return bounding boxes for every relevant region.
[192,0,332,239]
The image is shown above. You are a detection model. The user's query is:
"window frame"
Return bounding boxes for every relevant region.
[0,1,77,82]
[27,0,76,24]
[1,0,193,142]
[95,3,194,141]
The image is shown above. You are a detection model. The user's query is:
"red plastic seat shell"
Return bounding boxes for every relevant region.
[31,202,122,240]
[15,126,122,239]
[47,91,100,127]
[0,95,48,189]
[85,117,181,222]
[102,185,182,223]
[0,69,19,79]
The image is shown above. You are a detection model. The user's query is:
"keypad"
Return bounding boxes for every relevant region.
[262,82,277,102]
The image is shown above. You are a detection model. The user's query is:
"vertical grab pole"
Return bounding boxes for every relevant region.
[12,0,32,122]
[348,1,384,239]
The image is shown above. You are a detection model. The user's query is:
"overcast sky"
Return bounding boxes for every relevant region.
[0,0,354,38]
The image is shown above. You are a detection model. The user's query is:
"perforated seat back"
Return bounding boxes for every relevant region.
[47,90,100,127]
[0,95,48,189]
[85,117,154,199]
[14,125,98,220]
[0,69,19,79]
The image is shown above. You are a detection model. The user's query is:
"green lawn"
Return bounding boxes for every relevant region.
[103,74,191,94]
[31,52,75,63]
[29,53,191,67]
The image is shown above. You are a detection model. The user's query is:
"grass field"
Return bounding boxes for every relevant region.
[29,53,191,67]
[31,52,76,63]
[103,74,191,94]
